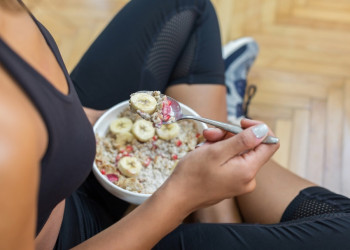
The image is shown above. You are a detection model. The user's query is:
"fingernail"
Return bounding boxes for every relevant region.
[195,142,206,148]
[264,136,279,144]
[252,124,268,139]
[204,128,216,131]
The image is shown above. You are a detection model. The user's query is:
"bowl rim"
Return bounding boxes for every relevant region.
[92,99,207,199]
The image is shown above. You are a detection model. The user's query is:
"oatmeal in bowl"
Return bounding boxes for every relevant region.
[93,98,207,205]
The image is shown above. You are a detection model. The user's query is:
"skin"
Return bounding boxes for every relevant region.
[0,1,314,249]
[166,85,243,223]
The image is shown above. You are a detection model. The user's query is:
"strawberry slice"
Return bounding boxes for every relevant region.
[107,174,119,182]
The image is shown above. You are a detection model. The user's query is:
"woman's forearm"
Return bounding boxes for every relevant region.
[83,107,106,126]
[72,179,189,250]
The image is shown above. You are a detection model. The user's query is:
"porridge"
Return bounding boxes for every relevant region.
[95,107,204,194]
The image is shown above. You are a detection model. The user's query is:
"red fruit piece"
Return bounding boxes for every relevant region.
[152,141,158,150]
[143,157,151,167]
[107,174,119,182]
[176,140,182,147]
[125,145,133,152]
[100,169,106,175]
[161,98,172,122]
[116,153,123,161]
[163,114,170,122]
[172,154,178,160]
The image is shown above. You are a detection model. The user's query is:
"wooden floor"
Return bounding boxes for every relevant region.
[26,0,350,196]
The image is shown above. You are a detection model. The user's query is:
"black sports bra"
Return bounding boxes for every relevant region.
[0,10,96,235]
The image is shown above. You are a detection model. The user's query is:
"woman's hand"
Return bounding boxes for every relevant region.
[165,118,280,214]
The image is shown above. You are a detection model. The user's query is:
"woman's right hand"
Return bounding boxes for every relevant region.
[163,120,280,215]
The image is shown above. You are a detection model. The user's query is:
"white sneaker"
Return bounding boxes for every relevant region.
[223,37,259,124]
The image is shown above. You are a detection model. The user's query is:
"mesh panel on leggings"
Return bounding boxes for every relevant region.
[281,195,341,222]
[170,32,196,81]
[291,199,339,220]
[145,10,196,86]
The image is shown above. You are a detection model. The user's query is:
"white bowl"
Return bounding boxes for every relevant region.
[93,100,207,205]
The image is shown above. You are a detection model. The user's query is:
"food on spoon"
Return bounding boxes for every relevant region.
[129,91,175,127]
[156,123,180,140]
[118,156,142,177]
[132,119,155,142]
[130,92,157,114]
[109,117,133,134]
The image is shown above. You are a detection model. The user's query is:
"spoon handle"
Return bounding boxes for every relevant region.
[179,115,279,144]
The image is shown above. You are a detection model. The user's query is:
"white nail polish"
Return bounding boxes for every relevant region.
[252,124,268,139]
[195,142,206,148]
[204,128,217,131]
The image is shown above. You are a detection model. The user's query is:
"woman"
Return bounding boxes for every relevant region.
[0,0,349,249]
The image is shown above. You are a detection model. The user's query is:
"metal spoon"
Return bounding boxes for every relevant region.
[163,95,279,144]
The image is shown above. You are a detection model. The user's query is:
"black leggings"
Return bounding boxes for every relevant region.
[55,0,350,249]
[70,0,225,110]
[155,187,350,249]
[56,175,350,249]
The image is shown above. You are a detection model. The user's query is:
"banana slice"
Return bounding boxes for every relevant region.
[171,160,179,171]
[110,117,133,134]
[156,123,180,140]
[132,119,155,142]
[118,156,142,177]
[115,132,134,147]
[130,92,157,114]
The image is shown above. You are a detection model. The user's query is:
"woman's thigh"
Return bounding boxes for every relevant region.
[70,0,224,110]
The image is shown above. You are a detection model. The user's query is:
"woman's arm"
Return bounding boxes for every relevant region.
[74,179,188,250]
[83,107,106,126]
[0,67,43,250]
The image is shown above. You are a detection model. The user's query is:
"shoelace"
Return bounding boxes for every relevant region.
[243,84,257,118]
